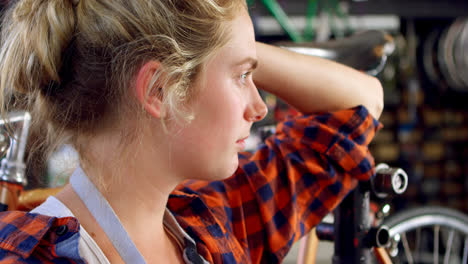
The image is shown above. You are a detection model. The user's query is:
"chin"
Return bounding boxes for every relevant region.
[227,153,240,174]
[192,152,239,182]
[212,155,239,181]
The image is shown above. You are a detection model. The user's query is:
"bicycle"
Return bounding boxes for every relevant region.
[296,166,468,264]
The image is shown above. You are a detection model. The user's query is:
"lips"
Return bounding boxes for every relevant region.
[236,138,245,143]
[236,135,249,150]
[236,139,246,150]
[236,135,249,143]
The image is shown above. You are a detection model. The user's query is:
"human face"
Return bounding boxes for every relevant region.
[166,9,267,181]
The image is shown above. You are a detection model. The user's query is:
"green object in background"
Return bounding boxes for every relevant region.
[327,0,351,38]
[304,0,318,41]
[248,0,352,43]
[261,0,304,42]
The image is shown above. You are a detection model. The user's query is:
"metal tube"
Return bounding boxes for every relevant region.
[333,186,371,264]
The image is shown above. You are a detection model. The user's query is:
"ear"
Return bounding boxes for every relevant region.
[135,60,166,119]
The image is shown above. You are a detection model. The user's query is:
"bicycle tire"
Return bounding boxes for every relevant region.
[383,206,468,264]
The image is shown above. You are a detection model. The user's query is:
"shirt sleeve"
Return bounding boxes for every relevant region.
[179,105,382,263]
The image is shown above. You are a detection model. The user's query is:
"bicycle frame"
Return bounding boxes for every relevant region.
[0,111,31,211]
[316,164,409,264]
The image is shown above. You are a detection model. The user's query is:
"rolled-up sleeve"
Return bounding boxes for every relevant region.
[178,105,382,263]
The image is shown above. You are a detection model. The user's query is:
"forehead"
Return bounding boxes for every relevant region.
[209,9,257,67]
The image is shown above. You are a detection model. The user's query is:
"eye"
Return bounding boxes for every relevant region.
[240,71,251,84]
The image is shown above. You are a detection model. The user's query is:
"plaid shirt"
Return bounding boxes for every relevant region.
[0,106,381,263]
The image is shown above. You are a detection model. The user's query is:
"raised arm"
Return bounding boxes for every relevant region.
[254,42,384,119]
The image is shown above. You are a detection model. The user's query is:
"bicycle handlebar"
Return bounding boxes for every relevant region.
[0,111,31,186]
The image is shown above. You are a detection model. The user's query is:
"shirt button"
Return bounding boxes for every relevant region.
[55,225,68,236]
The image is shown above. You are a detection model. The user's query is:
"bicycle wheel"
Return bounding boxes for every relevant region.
[383,206,468,264]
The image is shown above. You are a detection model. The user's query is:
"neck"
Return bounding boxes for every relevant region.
[91,165,171,248]
[57,130,183,262]
[57,182,182,263]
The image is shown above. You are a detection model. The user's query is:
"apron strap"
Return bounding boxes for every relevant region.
[70,166,147,264]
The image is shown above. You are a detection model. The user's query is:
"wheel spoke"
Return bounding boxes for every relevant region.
[443,229,454,264]
[401,232,414,264]
[462,236,468,264]
[415,228,421,263]
[434,225,440,264]
[384,207,468,264]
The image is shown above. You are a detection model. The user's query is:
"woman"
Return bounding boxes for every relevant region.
[0,0,382,263]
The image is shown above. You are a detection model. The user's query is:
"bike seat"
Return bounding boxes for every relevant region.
[277,30,395,76]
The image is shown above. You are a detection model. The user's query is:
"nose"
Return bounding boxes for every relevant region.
[244,86,268,123]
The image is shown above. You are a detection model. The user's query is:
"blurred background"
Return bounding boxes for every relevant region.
[248,0,468,214]
[245,1,468,262]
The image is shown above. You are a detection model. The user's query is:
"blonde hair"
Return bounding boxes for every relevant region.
[0,0,246,164]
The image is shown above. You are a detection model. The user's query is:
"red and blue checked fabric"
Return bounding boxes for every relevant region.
[0,211,83,263]
[0,106,381,263]
[168,105,382,263]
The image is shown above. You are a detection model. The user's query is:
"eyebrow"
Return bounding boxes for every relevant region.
[235,57,258,70]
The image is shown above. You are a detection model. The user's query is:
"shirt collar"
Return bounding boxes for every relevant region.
[0,211,79,259]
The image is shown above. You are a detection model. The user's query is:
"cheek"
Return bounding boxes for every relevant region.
[166,123,239,180]
[164,71,247,179]
[196,81,244,137]
[166,97,243,179]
